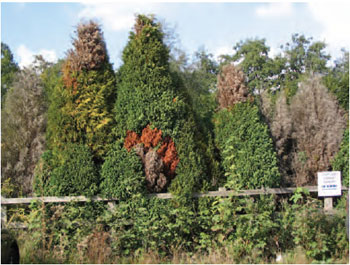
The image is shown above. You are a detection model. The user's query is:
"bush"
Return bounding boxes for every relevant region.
[35,144,98,196]
[289,190,349,262]
[100,140,146,200]
[210,195,279,262]
[214,102,281,189]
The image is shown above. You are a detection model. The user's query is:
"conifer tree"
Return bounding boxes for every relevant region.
[102,15,207,196]
[214,64,280,189]
[46,21,116,161]
[36,21,115,196]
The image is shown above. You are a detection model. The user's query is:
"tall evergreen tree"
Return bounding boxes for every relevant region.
[102,15,208,197]
[46,21,116,161]
[214,64,280,189]
[36,21,116,196]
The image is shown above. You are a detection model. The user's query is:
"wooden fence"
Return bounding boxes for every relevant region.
[1,185,348,229]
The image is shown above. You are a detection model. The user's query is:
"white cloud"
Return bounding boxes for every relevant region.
[78,2,164,32]
[17,45,57,68]
[255,3,293,18]
[213,45,234,61]
[307,2,350,59]
[17,45,35,69]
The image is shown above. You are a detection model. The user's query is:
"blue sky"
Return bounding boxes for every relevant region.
[1,2,349,69]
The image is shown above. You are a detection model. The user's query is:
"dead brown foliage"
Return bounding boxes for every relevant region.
[65,21,108,73]
[217,64,250,109]
[141,125,162,149]
[124,125,179,192]
[290,76,346,185]
[124,131,141,151]
[261,76,346,186]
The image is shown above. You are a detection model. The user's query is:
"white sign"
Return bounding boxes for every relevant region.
[318,171,342,197]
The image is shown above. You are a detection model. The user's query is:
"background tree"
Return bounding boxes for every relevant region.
[262,75,346,186]
[1,60,47,196]
[289,76,346,185]
[1,42,19,106]
[279,34,330,99]
[324,49,349,111]
[220,38,277,95]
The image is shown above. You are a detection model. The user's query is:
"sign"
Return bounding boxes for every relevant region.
[318,171,342,197]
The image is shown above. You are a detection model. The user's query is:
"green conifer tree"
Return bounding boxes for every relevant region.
[214,64,281,189]
[102,15,208,197]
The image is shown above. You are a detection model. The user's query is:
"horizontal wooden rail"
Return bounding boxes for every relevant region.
[1,185,348,205]
[1,186,348,229]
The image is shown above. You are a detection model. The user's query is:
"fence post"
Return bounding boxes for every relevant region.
[324,197,333,211]
[1,205,7,228]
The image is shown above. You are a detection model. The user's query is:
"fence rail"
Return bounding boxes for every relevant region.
[1,185,348,229]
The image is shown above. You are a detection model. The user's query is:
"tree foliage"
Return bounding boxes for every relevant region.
[214,102,281,189]
[331,129,349,187]
[170,48,222,187]
[104,15,208,197]
[35,144,98,196]
[46,21,116,161]
[262,76,347,186]
[217,64,249,109]
[36,21,116,197]
[1,62,47,196]
[1,42,19,105]
[324,49,349,111]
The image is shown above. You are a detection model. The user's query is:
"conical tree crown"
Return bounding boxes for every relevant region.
[103,15,207,196]
[47,21,116,160]
[67,21,109,71]
[114,15,180,135]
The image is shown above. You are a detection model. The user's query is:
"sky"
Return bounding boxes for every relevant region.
[1,1,350,69]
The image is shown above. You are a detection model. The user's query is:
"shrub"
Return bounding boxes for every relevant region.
[35,144,98,196]
[100,140,146,200]
[210,195,279,262]
[289,190,349,262]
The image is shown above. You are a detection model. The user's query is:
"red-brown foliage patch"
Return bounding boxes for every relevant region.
[124,125,180,192]
[124,131,141,151]
[157,137,179,177]
[140,125,162,149]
